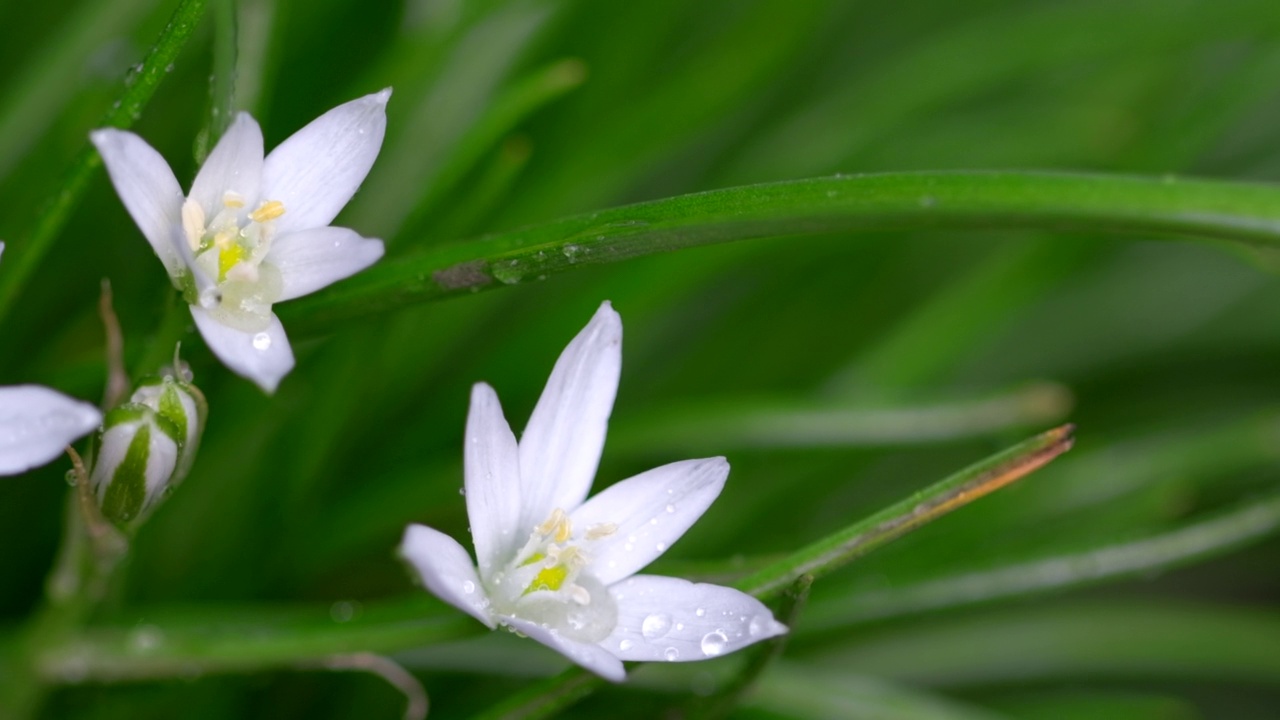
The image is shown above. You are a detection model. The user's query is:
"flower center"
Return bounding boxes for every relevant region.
[180,193,285,332]
[487,508,619,643]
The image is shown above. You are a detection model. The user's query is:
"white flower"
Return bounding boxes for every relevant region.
[0,243,103,476]
[90,90,392,393]
[399,302,787,682]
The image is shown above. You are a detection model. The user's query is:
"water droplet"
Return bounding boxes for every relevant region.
[648,518,658,526]
[329,601,360,623]
[252,332,271,350]
[458,486,466,495]
[655,542,667,552]
[695,608,705,617]
[664,647,680,661]
[700,630,728,657]
[748,615,768,637]
[665,504,675,513]
[675,622,684,631]
[619,639,633,651]
[623,543,633,552]
[463,580,475,594]
[64,469,79,486]
[641,613,672,639]
[129,625,164,652]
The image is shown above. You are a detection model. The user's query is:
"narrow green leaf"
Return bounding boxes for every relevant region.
[282,172,1280,334]
[0,0,209,323]
[746,662,1011,720]
[609,382,1072,454]
[802,491,1280,630]
[37,598,476,682]
[734,424,1075,601]
[471,667,603,720]
[0,0,160,181]
[809,601,1280,686]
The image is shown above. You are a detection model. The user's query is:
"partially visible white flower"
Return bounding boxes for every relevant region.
[0,243,103,476]
[399,302,787,682]
[91,90,392,393]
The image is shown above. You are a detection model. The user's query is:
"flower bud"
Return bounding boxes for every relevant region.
[128,374,206,484]
[88,375,206,528]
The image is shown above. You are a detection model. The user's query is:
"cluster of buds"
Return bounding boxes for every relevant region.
[87,370,206,529]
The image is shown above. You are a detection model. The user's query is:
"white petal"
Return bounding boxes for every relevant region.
[604,575,787,663]
[267,226,384,302]
[188,113,264,219]
[90,129,185,277]
[190,307,295,393]
[400,524,495,628]
[464,383,524,576]
[0,385,102,476]
[572,457,728,585]
[261,89,391,235]
[0,241,5,263]
[518,302,622,529]
[502,616,626,682]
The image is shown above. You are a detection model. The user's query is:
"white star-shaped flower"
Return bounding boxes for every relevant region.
[399,302,787,681]
[91,90,392,393]
[0,243,103,475]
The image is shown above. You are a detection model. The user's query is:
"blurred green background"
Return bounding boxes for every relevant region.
[2,0,1280,717]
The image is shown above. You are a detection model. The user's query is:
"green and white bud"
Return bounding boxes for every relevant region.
[88,373,206,528]
[128,374,207,484]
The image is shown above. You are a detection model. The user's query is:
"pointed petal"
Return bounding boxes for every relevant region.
[90,129,185,277]
[605,575,787,663]
[503,616,626,682]
[465,383,523,576]
[0,385,102,476]
[267,226,384,301]
[190,307,295,393]
[572,457,727,585]
[261,89,391,235]
[189,113,264,219]
[400,524,495,628]
[518,302,622,529]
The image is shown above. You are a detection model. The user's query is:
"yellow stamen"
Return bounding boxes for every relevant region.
[249,200,286,223]
[535,508,572,543]
[181,199,205,251]
[585,523,617,540]
[222,191,245,209]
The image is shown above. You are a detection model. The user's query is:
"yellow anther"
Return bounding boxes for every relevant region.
[249,199,286,223]
[222,191,245,209]
[535,508,572,543]
[585,523,617,540]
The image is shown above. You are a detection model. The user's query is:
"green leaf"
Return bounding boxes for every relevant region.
[282,172,1280,334]
[802,491,1280,630]
[0,0,209,324]
[734,424,1075,601]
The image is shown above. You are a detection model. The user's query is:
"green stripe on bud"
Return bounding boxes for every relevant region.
[89,404,181,528]
[130,374,207,485]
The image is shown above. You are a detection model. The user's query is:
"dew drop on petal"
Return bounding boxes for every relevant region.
[641,613,672,639]
[252,332,271,350]
[619,639,633,651]
[695,608,705,617]
[665,504,675,513]
[655,542,667,552]
[748,615,767,637]
[463,580,475,594]
[664,647,680,661]
[700,630,728,657]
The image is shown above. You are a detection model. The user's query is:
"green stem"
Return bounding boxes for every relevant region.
[734,424,1076,601]
[283,171,1280,334]
[0,0,209,325]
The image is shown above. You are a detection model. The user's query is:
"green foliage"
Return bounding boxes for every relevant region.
[1,0,1279,717]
